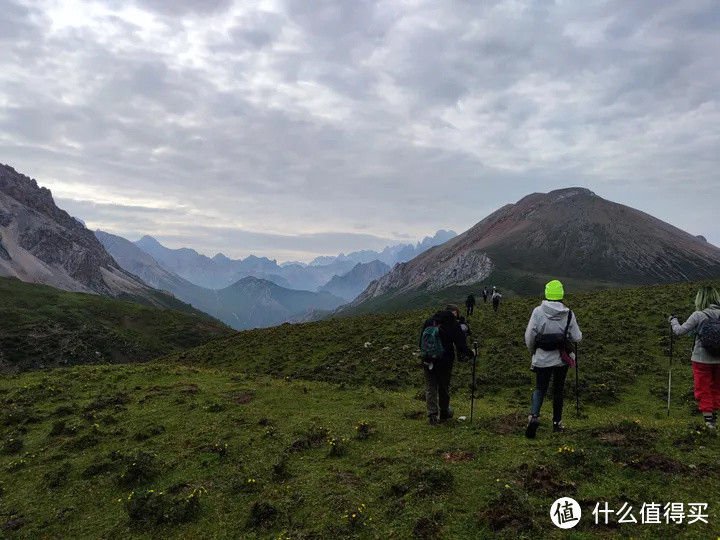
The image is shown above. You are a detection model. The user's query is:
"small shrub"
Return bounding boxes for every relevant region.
[71,433,99,450]
[328,437,349,457]
[123,486,206,525]
[556,445,586,466]
[409,467,454,496]
[247,501,278,530]
[413,511,443,539]
[44,463,72,489]
[2,435,24,455]
[118,451,158,486]
[354,420,374,440]
[273,458,291,480]
[81,461,115,478]
[340,503,372,532]
[2,407,29,426]
[133,424,165,442]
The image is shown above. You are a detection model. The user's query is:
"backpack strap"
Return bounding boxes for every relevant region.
[563,309,573,338]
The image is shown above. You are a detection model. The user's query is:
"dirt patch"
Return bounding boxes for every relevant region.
[333,469,362,486]
[413,512,444,539]
[478,488,535,532]
[591,421,656,448]
[1,517,26,533]
[517,464,576,496]
[627,454,689,474]
[486,412,527,435]
[441,451,474,463]
[173,382,200,394]
[220,390,253,404]
[403,411,425,420]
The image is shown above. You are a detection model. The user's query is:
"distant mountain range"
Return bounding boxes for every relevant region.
[346,188,720,314]
[308,230,457,267]
[0,163,204,316]
[129,230,456,294]
[96,231,346,330]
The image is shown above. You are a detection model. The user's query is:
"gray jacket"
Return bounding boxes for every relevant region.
[525,301,583,368]
[670,305,720,364]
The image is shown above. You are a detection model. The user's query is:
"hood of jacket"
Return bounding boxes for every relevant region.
[539,300,570,321]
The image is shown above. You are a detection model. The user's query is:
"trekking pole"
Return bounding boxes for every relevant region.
[574,343,580,417]
[471,341,478,422]
[667,325,673,417]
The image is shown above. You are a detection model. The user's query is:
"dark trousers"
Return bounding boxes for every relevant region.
[466,304,474,316]
[492,299,499,312]
[425,362,453,417]
[531,365,569,422]
[483,295,487,303]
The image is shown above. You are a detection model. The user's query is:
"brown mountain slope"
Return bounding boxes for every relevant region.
[350,188,720,309]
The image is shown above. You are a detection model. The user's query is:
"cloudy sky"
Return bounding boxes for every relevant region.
[1,0,718,262]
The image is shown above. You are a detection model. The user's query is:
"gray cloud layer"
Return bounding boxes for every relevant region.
[2,0,718,261]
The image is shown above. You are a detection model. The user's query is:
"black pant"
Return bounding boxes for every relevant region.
[492,299,499,312]
[424,362,453,417]
[466,304,474,316]
[531,365,570,422]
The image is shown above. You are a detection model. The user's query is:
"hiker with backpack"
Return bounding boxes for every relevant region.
[465,293,476,316]
[419,304,476,425]
[524,280,582,439]
[669,286,720,429]
[492,289,502,312]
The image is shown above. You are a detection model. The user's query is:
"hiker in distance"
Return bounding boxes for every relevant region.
[524,280,582,439]
[419,304,476,425]
[669,286,720,429]
[483,286,489,303]
[492,288,502,312]
[465,292,476,316]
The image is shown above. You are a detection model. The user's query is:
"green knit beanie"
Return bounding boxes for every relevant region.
[545,280,564,301]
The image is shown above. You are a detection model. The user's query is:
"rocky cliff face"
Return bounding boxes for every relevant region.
[0,163,173,305]
[318,260,391,301]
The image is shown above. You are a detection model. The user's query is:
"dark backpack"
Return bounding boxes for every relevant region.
[697,311,720,357]
[420,322,445,360]
[534,310,573,352]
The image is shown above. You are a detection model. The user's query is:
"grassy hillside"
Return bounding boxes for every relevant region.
[1,280,719,538]
[0,278,233,372]
[338,266,623,317]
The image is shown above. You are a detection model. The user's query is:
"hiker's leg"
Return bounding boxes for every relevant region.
[438,363,453,415]
[425,368,439,418]
[551,365,570,423]
[692,362,714,415]
[711,364,720,412]
[530,368,552,417]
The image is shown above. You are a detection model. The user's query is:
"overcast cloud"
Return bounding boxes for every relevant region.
[1,0,718,261]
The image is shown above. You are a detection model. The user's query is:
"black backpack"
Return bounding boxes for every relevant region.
[534,310,573,352]
[697,311,720,357]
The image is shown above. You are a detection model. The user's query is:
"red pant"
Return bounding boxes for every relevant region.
[692,362,720,412]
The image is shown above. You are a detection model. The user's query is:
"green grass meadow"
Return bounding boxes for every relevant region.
[1,279,720,538]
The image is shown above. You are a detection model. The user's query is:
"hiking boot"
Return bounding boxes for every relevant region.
[440,408,454,421]
[553,421,566,432]
[525,415,540,439]
[428,415,438,426]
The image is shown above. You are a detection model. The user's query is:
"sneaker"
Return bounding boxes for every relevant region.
[553,422,566,432]
[525,415,540,439]
[440,408,454,421]
[428,415,438,426]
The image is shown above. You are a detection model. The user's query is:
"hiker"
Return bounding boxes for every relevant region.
[524,280,582,438]
[492,289,502,312]
[483,286,488,303]
[465,292,476,316]
[419,304,476,425]
[669,286,720,429]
